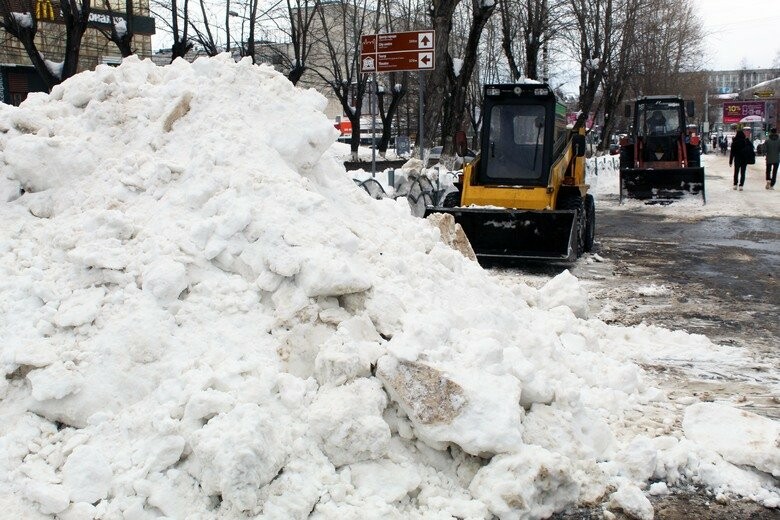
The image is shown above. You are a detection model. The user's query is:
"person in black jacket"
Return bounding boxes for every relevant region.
[765,127,779,189]
[729,130,753,190]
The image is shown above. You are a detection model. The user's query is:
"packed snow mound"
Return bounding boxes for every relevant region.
[1,55,778,519]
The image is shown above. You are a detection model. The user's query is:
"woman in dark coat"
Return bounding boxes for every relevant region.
[729,130,753,190]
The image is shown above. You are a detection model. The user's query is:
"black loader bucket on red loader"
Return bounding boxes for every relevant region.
[424,206,578,261]
[619,167,706,204]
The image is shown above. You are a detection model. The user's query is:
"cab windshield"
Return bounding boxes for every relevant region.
[638,101,682,137]
[483,104,547,183]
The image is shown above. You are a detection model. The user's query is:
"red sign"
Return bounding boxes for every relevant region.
[723,101,765,124]
[567,112,595,129]
[361,30,435,73]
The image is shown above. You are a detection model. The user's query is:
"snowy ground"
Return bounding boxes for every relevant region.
[489,151,779,517]
[0,57,777,520]
[494,152,778,389]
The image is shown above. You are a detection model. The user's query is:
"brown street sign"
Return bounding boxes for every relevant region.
[373,51,434,73]
[375,31,434,52]
[361,35,377,54]
[361,30,435,73]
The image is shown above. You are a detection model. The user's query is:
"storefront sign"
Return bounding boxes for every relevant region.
[722,101,765,124]
[6,0,155,35]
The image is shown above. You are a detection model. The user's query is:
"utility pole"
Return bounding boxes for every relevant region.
[704,90,709,146]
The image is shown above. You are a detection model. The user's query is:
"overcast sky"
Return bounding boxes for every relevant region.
[694,0,780,71]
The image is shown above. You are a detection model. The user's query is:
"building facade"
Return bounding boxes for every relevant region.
[0,0,155,105]
[706,68,780,95]
[679,68,780,137]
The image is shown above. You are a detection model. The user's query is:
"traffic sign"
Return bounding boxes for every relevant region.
[361,30,436,73]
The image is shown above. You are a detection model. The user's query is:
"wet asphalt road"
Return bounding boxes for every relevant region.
[591,209,779,350]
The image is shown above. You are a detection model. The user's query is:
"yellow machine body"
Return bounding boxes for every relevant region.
[426,84,594,262]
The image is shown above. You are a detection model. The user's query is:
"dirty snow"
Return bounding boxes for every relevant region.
[0,55,777,519]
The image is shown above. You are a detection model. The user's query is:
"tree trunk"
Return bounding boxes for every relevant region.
[288,65,306,85]
[422,0,460,151]
[439,0,495,155]
[377,85,406,155]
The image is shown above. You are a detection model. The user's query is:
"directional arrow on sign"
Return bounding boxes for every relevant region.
[418,32,433,49]
[418,52,433,68]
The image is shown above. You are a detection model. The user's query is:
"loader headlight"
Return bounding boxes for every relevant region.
[534,88,548,96]
[487,88,501,96]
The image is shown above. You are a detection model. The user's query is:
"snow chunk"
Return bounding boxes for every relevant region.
[53,287,105,327]
[609,484,653,520]
[634,284,670,297]
[141,257,188,303]
[27,362,83,401]
[470,446,578,519]
[683,402,780,477]
[11,12,33,28]
[377,356,524,455]
[62,445,113,503]
[23,480,70,515]
[188,403,293,512]
[350,459,421,502]
[648,482,669,496]
[309,378,390,466]
[537,269,589,318]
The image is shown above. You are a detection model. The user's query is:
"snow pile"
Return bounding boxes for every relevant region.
[1,55,778,519]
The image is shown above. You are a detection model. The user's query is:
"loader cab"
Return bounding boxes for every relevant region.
[632,97,687,164]
[479,84,567,187]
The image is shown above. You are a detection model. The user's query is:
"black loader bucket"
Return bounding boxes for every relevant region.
[424,207,578,261]
[619,167,706,204]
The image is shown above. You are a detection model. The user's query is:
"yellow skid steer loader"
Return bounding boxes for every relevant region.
[425,83,594,261]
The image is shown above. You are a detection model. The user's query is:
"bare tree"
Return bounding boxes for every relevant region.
[499,0,566,81]
[421,0,461,150]
[375,81,405,156]
[379,0,427,145]
[281,0,320,83]
[370,0,408,156]
[595,0,640,149]
[439,0,495,153]
[98,0,136,57]
[0,0,92,90]
[189,0,222,55]
[312,0,377,159]
[564,0,612,131]
[629,0,704,96]
[463,14,507,150]
[424,0,495,154]
[150,0,193,60]
[184,0,257,58]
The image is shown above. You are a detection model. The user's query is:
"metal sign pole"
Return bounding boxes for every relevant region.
[419,70,424,159]
[371,74,377,177]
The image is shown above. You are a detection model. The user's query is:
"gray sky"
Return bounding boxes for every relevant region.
[694,0,780,71]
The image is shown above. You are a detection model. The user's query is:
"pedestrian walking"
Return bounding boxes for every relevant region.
[764,127,779,190]
[720,136,728,155]
[729,130,753,190]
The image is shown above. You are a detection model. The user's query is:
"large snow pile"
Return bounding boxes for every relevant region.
[1,55,778,519]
